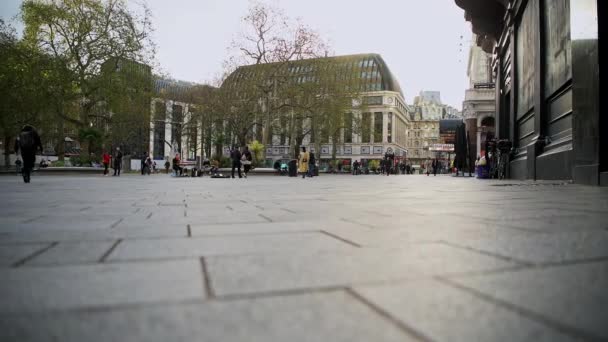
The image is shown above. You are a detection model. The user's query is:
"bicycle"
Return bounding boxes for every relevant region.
[487,139,512,180]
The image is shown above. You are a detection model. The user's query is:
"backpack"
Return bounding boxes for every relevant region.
[19,131,35,150]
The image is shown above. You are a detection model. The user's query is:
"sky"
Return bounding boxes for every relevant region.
[1,0,472,110]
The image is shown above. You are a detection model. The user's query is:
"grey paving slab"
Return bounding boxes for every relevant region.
[0,291,414,342]
[0,243,51,267]
[205,244,515,297]
[446,230,608,264]
[448,261,608,340]
[353,280,575,342]
[107,232,355,261]
[0,259,204,313]
[0,174,607,341]
[25,240,117,266]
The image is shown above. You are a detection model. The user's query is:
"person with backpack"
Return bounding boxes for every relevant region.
[113,147,123,176]
[14,125,43,183]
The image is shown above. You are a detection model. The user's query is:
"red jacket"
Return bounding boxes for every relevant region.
[102,153,111,164]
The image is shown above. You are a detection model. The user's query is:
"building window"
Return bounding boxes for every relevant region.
[374,112,383,143]
[387,113,393,143]
[362,113,371,143]
[344,112,353,143]
[153,102,166,159]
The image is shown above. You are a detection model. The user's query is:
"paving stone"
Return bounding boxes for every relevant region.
[446,230,608,264]
[205,244,515,297]
[0,259,204,313]
[25,240,117,266]
[0,291,414,342]
[107,232,355,261]
[0,243,51,267]
[353,280,574,342]
[449,261,608,340]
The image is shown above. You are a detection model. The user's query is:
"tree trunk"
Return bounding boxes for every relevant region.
[4,136,13,167]
[57,117,65,161]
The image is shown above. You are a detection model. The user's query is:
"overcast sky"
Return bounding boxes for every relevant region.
[1,0,472,109]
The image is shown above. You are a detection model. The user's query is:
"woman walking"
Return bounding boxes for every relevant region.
[298,146,309,179]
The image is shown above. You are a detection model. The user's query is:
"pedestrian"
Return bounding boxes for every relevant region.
[14,125,42,183]
[308,152,316,177]
[164,158,170,174]
[241,146,252,178]
[113,147,123,176]
[432,158,438,176]
[140,152,147,175]
[230,147,242,179]
[353,160,360,175]
[102,150,111,176]
[172,153,183,176]
[298,146,309,179]
[384,152,391,176]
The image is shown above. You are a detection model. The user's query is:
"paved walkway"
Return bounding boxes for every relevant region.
[0,174,607,341]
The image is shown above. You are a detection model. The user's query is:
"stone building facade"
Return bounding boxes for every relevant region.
[455,0,606,185]
[462,42,496,159]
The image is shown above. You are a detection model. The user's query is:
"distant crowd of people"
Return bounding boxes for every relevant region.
[12,125,449,183]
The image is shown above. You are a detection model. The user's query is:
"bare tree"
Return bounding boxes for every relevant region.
[225,0,330,157]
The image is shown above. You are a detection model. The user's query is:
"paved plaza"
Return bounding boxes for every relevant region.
[0,173,607,341]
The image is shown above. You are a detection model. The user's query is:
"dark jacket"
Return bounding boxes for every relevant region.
[308,153,316,165]
[231,149,242,162]
[14,126,42,155]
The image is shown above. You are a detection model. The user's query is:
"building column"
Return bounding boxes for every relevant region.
[476,129,482,157]
[383,112,389,143]
[571,0,603,185]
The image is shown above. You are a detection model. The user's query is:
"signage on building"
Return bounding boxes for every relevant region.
[439,119,461,145]
[429,144,455,152]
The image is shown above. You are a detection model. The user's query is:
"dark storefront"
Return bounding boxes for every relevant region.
[455,0,606,185]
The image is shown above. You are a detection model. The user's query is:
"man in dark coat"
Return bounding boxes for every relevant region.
[15,125,42,183]
[113,147,123,176]
[432,158,439,176]
[230,147,242,179]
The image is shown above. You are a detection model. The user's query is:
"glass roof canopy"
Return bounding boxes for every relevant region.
[222,53,403,98]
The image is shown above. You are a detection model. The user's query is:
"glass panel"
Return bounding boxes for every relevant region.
[374,112,383,143]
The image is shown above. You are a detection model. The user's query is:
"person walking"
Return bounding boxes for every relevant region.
[298,146,309,179]
[102,150,111,176]
[308,152,316,178]
[14,125,42,183]
[230,147,242,179]
[432,158,438,176]
[172,153,183,176]
[113,147,123,176]
[140,152,148,175]
[241,146,252,178]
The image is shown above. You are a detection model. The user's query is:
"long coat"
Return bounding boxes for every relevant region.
[298,152,309,173]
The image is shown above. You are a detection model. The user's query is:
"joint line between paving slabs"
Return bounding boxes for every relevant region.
[21,215,45,224]
[12,242,59,267]
[320,230,362,248]
[98,239,123,263]
[339,217,376,229]
[200,257,216,299]
[216,286,346,302]
[345,288,434,342]
[110,218,124,229]
[187,224,192,238]
[435,276,607,342]
[258,214,273,222]
[439,240,534,267]
[146,212,153,219]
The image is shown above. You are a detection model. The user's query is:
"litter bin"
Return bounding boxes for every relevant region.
[288,159,298,177]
